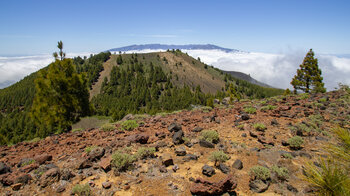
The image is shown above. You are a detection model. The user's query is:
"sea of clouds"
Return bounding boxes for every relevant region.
[1,50,350,90]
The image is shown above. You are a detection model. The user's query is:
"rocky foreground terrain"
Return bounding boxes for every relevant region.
[0,89,349,196]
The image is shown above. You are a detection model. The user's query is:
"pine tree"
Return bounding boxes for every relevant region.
[291,49,326,93]
[31,41,91,136]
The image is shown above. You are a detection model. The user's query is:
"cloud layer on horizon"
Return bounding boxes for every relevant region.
[1,50,349,90]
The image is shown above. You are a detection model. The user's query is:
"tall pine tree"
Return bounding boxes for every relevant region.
[291,49,326,93]
[31,41,91,137]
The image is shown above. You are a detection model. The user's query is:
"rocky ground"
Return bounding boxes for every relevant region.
[1,89,349,196]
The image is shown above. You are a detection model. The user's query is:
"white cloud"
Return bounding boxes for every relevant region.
[1,49,349,91]
[0,52,93,89]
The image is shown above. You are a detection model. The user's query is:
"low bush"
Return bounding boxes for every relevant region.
[271,165,289,181]
[209,151,230,166]
[249,166,271,181]
[71,184,91,196]
[288,136,304,149]
[85,145,97,153]
[244,107,257,114]
[253,123,267,131]
[260,105,277,111]
[100,123,115,131]
[120,120,139,131]
[201,130,219,143]
[136,147,156,160]
[111,151,136,171]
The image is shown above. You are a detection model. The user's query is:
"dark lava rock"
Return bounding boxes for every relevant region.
[271,119,279,126]
[218,163,230,174]
[241,133,247,137]
[168,123,182,132]
[102,181,112,189]
[88,147,105,161]
[287,184,298,193]
[190,175,237,195]
[241,113,250,121]
[199,140,214,148]
[126,133,149,144]
[192,127,204,132]
[202,165,215,177]
[299,151,312,159]
[17,158,35,168]
[162,154,174,167]
[0,162,11,174]
[175,146,187,156]
[232,159,243,170]
[172,130,184,145]
[249,179,269,193]
[315,136,328,141]
[183,154,199,162]
[281,140,289,146]
[60,168,75,181]
[40,168,60,188]
[14,173,32,184]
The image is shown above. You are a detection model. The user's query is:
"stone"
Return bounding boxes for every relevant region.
[199,140,214,148]
[249,179,269,193]
[34,154,52,165]
[172,130,184,145]
[202,165,215,177]
[192,127,203,132]
[271,119,279,126]
[55,180,68,193]
[40,168,60,188]
[299,151,312,159]
[172,164,179,172]
[162,154,174,167]
[77,159,92,169]
[102,181,112,189]
[126,133,149,144]
[17,158,35,168]
[241,113,250,121]
[19,162,38,173]
[0,162,11,174]
[168,123,182,132]
[241,133,247,137]
[60,168,75,181]
[159,165,168,173]
[183,154,199,162]
[99,156,112,172]
[14,173,32,184]
[218,163,230,174]
[175,146,186,156]
[287,184,298,193]
[11,183,22,191]
[232,159,243,170]
[281,140,289,146]
[190,175,237,195]
[88,147,105,161]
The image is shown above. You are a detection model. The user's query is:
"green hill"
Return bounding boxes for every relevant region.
[0,50,283,145]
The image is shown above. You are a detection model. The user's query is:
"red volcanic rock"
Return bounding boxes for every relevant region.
[34,154,52,165]
[126,133,149,144]
[99,156,112,172]
[190,175,237,195]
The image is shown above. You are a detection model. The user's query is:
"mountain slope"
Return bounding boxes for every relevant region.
[224,70,272,88]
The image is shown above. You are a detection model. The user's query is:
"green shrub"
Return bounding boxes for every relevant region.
[111,151,136,171]
[72,184,91,196]
[303,159,350,196]
[85,145,97,153]
[72,128,83,133]
[282,153,293,159]
[100,123,115,131]
[253,123,267,131]
[21,159,35,167]
[298,93,310,100]
[271,165,289,181]
[209,151,229,165]
[249,166,271,181]
[260,105,277,111]
[121,120,139,131]
[201,130,219,143]
[136,147,156,160]
[244,107,257,114]
[319,98,327,103]
[288,136,304,149]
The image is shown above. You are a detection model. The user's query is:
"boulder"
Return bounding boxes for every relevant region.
[99,156,112,172]
[34,154,52,165]
[218,163,230,174]
[199,140,214,148]
[60,168,75,181]
[192,127,203,132]
[241,113,250,121]
[175,146,186,156]
[126,133,149,144]
[102,181,112,189]
[249,179,269,193]
[0,162,11,174]
[168,123,182,132]
[202,165,215,177]
[172,130,184,145]
[162,154,174,167]
[232,159,243,170]
[190,175,237,195]
[14,173,32,184]
[40,168,60,187]
[183,154,199,162]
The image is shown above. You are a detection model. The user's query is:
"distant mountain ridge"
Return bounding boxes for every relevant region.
[109,44,239,53]
[223,71,272,88]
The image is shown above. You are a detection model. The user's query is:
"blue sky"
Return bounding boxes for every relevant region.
[1,0,349,55]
